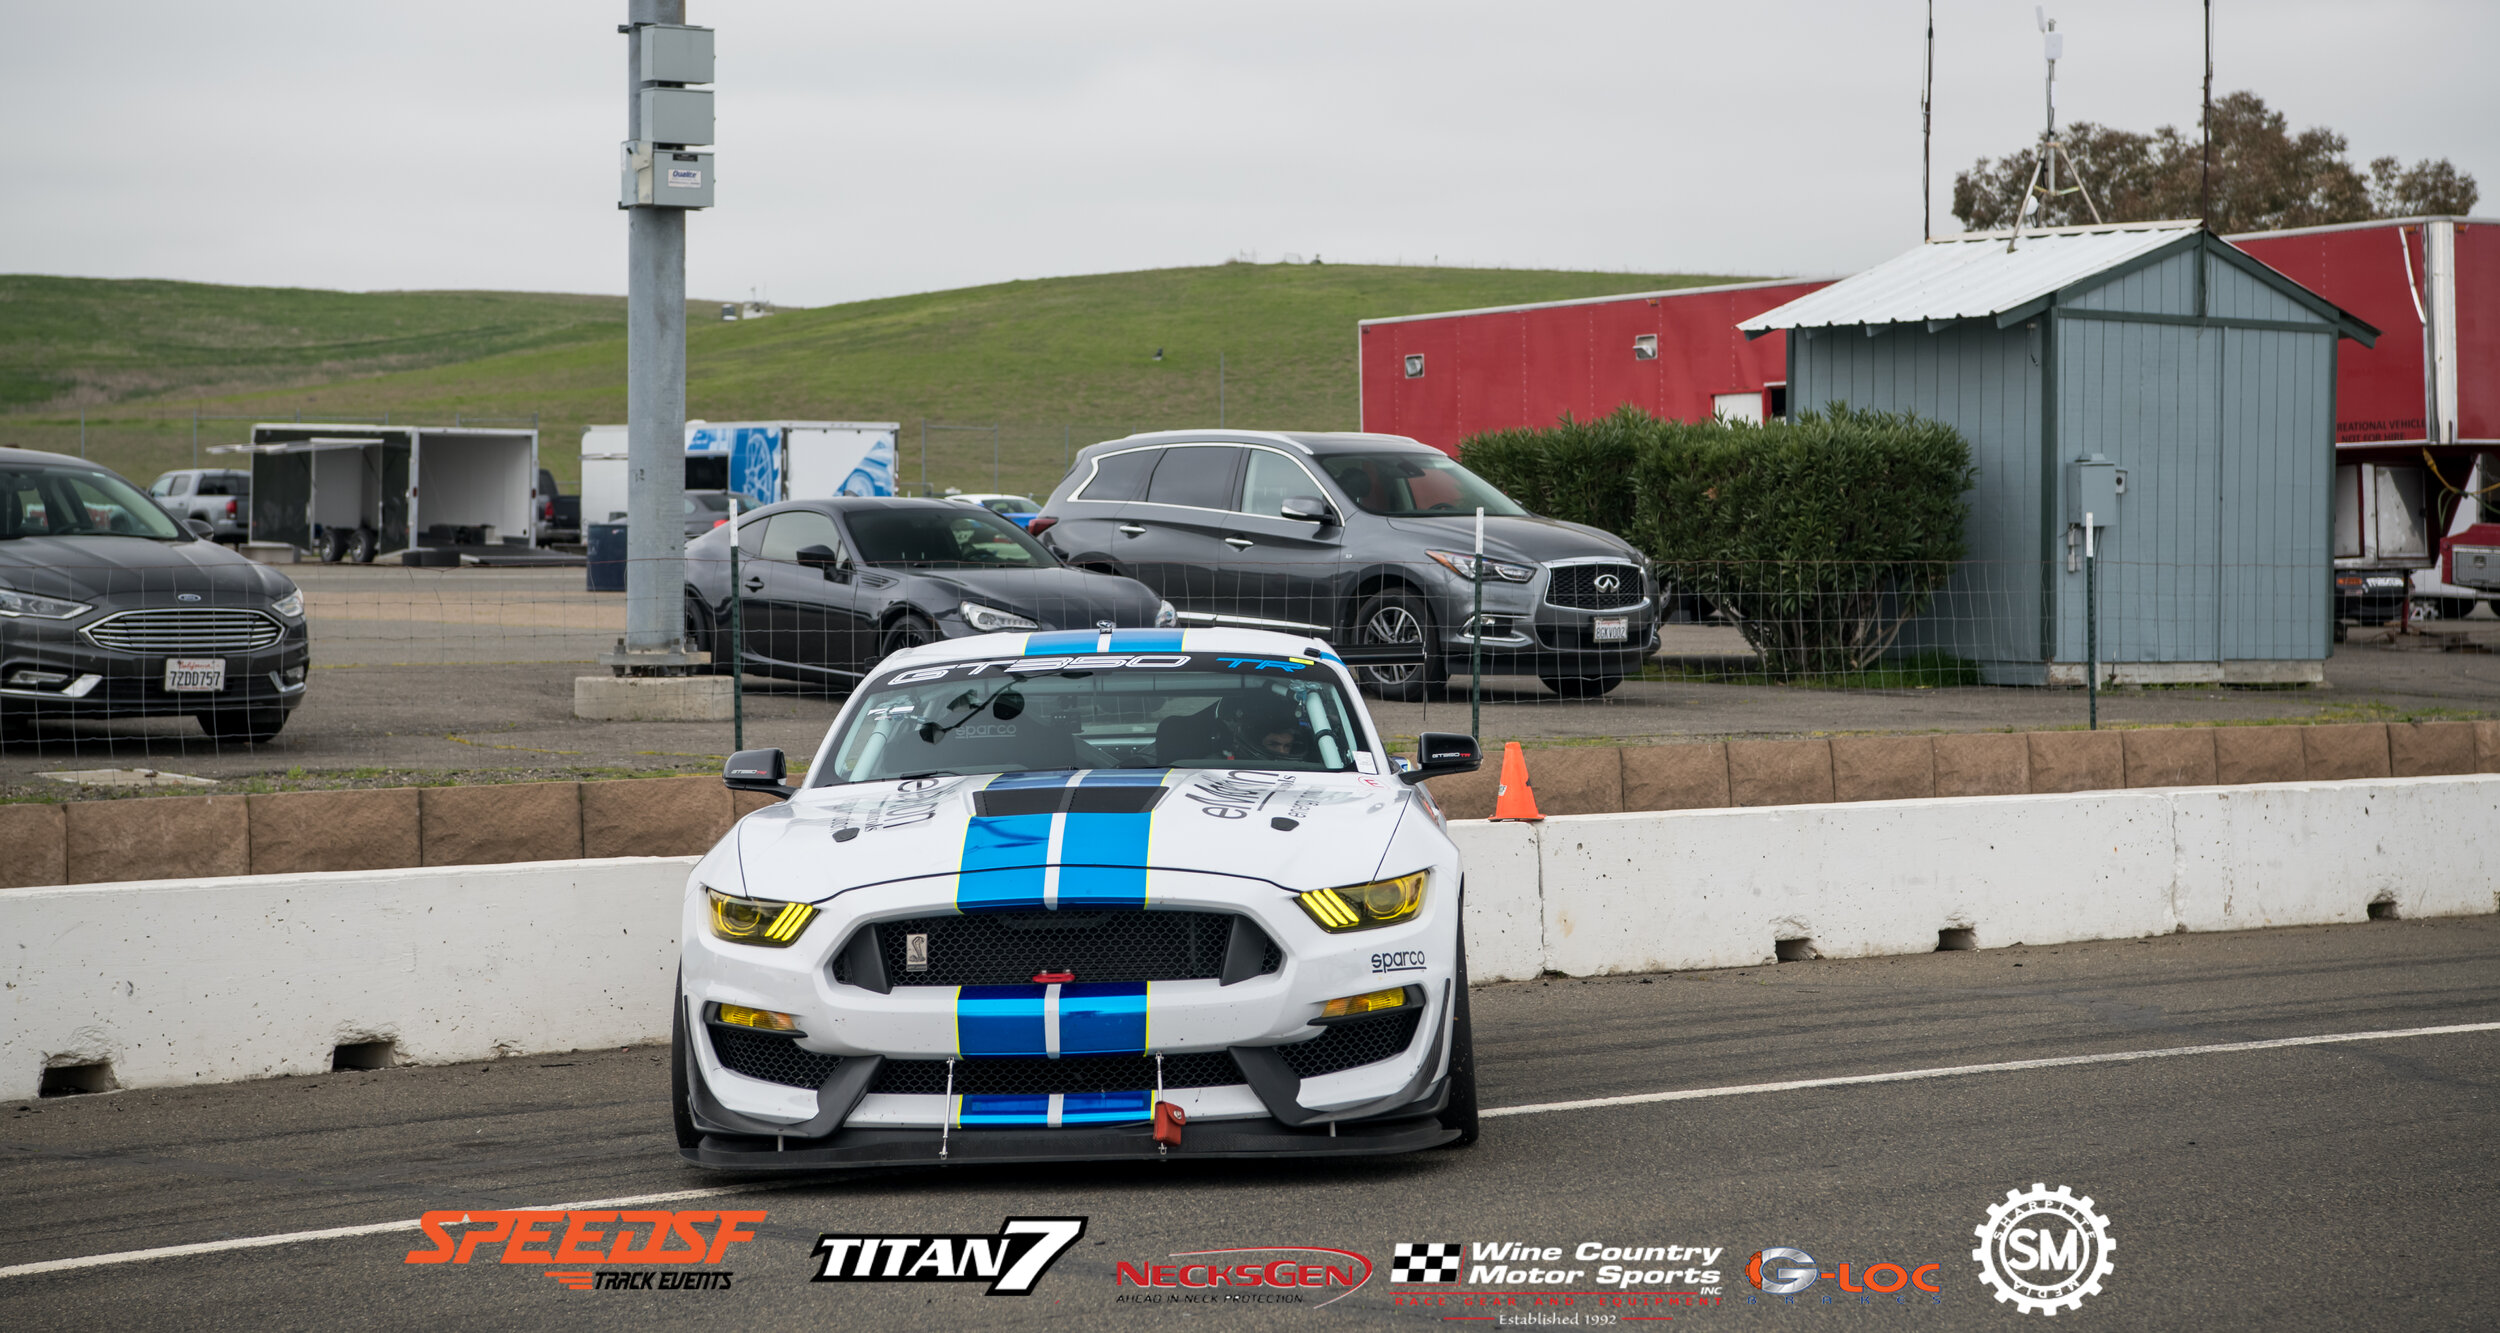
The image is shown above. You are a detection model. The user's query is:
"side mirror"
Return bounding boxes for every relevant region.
[1397,732,1482,785]
[724,747,795,799]
[795,543,849,578]
[1280,495,1334,524]
[182,518,216,539]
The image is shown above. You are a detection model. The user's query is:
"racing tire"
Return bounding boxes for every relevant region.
[881,612,939,660]
[1351,589,1448,702]
[350,527,378,565]
[1538,673,1623,699]
[199,708,288,745]
[671,974,700,1153]
[1439,934,1479,1148]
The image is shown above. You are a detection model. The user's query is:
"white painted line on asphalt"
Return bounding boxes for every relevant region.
[1482,1020,2500,1119]
[8,1020,2496,1281]
[0,1183,790,1281]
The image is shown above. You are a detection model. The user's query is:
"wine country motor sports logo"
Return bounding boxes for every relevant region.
[1970,1184,2116,1315]
[404,1208,764,1293]
[1386,1239,1725,1316]
[810,1217,1086,1296]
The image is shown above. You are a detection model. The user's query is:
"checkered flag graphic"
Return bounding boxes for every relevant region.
[1392,1242,1463,1284]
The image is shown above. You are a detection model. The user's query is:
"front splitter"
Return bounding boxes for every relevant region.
[684,1113,1456,1171]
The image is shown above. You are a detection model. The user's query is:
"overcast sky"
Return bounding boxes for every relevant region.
[8,1,2494,307]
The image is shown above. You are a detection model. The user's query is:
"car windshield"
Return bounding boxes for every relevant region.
[1,465,187,540]
[845,507,1054,568]
[821,654,1369,783]
[981,496,1039,515]
[1318,452,1527,518]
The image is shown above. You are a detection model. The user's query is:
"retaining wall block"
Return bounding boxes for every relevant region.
[1931,732,2029,797]
[2213,727,2306,785]
[2026,730,2125,794]
[1446,821,1543,982]
[583,776,733,859]
[2388,721,2479,777]
[2171,777,2500,931]
[420,782,584,867]
[1620,741,1730,811]
[1830,735,1936,802]
[1727,739,1835,807]
[2479,720,2500,773]
[0,803,67,889]
[2301,723,2392,781]
[247,788,421,875]
[65,795,250,884]
[2122,728,2218,789]
[1517,746,1623,816]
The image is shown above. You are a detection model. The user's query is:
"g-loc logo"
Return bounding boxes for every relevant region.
[812,1217,1085,1296]
[1746,1247,1941,1297]
[1971,1184,2115,1315]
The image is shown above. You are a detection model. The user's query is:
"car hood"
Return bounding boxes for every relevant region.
[889,565,1164,630]
[0,535,293,603]
[1381,513,1638,566]
[733,768,1417,904]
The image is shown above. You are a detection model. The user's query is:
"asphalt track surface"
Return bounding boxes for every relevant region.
[3,916,2495,1331]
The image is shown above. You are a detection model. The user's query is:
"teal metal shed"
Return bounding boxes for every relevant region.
[1740,221,2377,685]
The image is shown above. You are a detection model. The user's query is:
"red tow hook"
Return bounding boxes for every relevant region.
[1153,1101,1187,1147]
[1032,970,1075,984]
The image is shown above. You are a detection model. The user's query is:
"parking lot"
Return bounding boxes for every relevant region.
[2,564,2495,790]
[4,916,2493,1329]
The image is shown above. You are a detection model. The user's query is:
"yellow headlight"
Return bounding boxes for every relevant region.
[706,887,817,947]
[1321,987,1409,1019]
[1296,871,1427,933]
[716,1004,799,1031]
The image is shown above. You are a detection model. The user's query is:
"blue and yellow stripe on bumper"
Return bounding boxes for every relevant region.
[951,980,1157,1126]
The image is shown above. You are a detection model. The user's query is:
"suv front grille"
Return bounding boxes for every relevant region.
[1545,563,1645,611]
[84,608,284,654]
[842,910,1280,988]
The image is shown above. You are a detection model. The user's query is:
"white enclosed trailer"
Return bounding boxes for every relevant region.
[579,420,899,526]
[226,424,540,563]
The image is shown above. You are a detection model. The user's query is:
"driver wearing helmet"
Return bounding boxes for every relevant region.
[1225,687,1314,764]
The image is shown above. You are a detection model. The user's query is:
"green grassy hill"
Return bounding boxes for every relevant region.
[2,262,1753,497]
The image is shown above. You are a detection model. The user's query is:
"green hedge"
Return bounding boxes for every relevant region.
[1460,405,1975,676]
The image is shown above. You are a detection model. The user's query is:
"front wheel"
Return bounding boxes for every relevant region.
[1351,589,1448,702]
[1439,935,1478,1148]
[881,612,939,662]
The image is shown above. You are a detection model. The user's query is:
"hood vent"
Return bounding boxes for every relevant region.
[973,782,1167,817]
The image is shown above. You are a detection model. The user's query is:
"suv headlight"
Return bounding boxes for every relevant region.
[270,589,305,618]
[1296,870,1427,932]
[705,886,818,947]
[0,585,92,620]
[960,601,1040,632]
[1428,550,1535,583]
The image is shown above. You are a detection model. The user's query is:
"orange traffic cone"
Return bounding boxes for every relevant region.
[1490,742,1544,821]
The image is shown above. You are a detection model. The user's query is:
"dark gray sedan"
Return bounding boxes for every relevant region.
[682,497,1174,687]
[1033,431,1657,697]
[2,448,309,744]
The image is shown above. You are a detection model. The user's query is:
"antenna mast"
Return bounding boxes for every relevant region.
[1922,0,1935,241]
[2008,6,2104,250]
[2200,0,2214,224]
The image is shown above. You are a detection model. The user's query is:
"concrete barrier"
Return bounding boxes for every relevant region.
[5,776,2494,1099]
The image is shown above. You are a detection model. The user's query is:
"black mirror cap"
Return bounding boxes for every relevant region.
[795,543,844,570]
[724,747,795,797]
[1280,495,1333,523]
[1398,731,1483,785]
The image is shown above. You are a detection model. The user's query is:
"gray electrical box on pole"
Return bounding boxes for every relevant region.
[582,0,730,719]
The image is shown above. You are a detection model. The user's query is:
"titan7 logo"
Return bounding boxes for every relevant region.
[811,1217,1087,1296]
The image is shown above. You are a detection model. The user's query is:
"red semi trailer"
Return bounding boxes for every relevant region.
[2230,217,2497,625]
[1356,278,1832,455]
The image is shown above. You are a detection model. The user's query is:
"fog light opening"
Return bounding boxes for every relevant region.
[331,1040,397,1071]
[39,1060,116,1097]
[1774,937,1818,963]
[2366,898,2400,922]
[1936,927,1979,952]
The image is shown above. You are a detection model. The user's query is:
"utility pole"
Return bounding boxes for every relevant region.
[2200,0,2214,224]
[1922,0,1934,241]
[583,2,727,720]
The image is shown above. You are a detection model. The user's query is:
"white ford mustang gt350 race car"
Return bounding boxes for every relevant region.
[673,626,1485,1169]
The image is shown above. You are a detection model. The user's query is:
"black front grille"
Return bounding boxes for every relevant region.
[1545,563,1645,610]
[847,910,1277,988]
[873,1051,1245,1097]
[1277,1008,1424,1078]
[711,1026,845,1089]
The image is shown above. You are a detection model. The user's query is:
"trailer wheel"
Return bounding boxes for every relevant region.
[350,527,378,564]
[320,528,350,563]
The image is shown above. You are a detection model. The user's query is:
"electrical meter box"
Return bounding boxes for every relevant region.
[638,86,713,146]
[2070,454,2120,528]
[621,144,713,208]
[637,24,714,84]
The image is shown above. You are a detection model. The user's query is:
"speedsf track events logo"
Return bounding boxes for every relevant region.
[404,1209,763,1293]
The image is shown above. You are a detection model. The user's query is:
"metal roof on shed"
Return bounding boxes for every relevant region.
[1737,221,2202,333]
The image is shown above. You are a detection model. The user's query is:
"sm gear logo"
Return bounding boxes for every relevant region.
[1746,1248,1942,1297]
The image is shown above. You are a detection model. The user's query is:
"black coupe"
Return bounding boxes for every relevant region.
[682,497,1174,686]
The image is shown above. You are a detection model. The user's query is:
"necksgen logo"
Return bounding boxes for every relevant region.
[811,1217,1086,1296]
